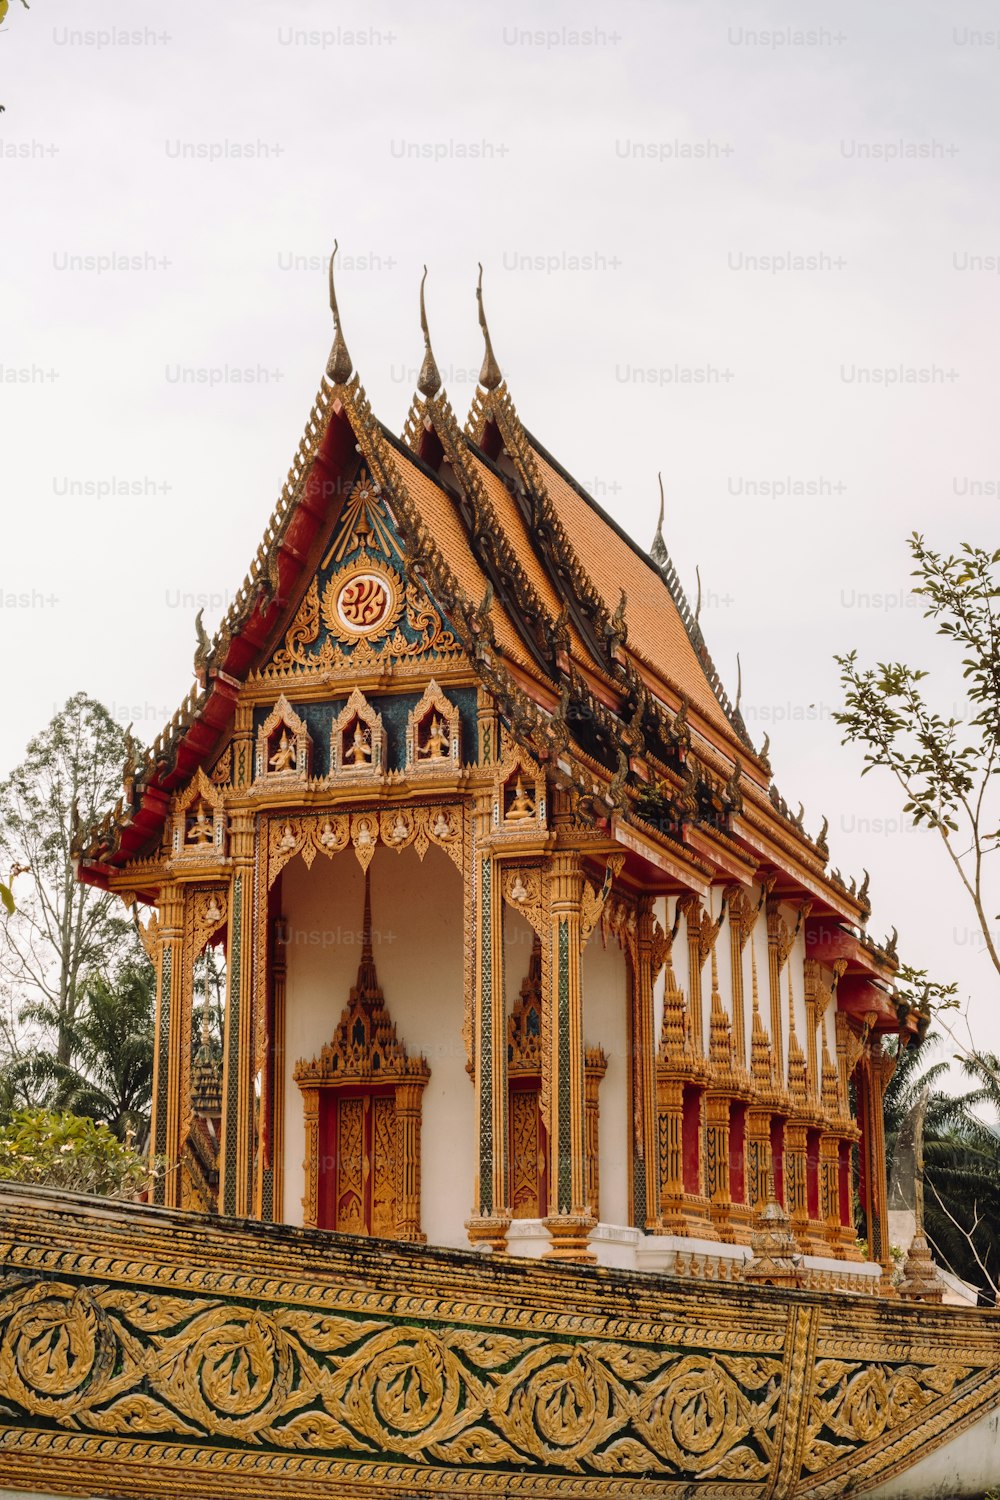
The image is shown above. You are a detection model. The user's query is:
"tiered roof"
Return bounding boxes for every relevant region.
[76,255,903,1016]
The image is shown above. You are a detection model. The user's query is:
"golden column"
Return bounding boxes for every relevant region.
[745,941,776,1213]
[678,894,708,1055]
[219,809,257,1219]
[704,944,740,1242]
[634,898,661,1228]
[654,902,713,1238]
[466,798,511,1252]
[858,1039,895,1283]
[543,848,595,1261]
[765,898,795,1081]
[784,963,813,1249]
[395,1076,427,1243]
[269,914,288,1224]
[583,1048,608,1217]
[148,886,183,1207]
[724,884,759,1069]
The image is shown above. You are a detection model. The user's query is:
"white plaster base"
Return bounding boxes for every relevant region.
[505,1220,641,1267]
[504,1223,882,1286]
[863,1401,1000,1498]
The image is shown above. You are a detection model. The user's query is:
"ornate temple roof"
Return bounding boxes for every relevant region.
[75,255,899,992]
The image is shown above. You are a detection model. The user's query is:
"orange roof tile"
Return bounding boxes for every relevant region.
[391,450,535,673]
[529,447,733,736]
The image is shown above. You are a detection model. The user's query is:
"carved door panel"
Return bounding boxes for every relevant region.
[320,1091,398,1236]
[509,1081,547,1219]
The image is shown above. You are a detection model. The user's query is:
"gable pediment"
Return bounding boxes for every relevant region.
[255,470,463,686]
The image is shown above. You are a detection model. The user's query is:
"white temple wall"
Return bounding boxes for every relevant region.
[583,929,630,1226]
[280,843,473,1249]
[789,921,810,1048]
[713,894,737,1044]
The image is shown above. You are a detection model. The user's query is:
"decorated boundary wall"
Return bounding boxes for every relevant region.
[0,1184,997,1499]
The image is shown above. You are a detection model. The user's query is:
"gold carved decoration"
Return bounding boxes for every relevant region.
[189,887,228,959]
[501,866,546,938]
[138,910,162,961]
[726,884,760,952]
[168,767,227,864]
[492,745,546,835]
[254,694,311,784]
[678,892,723,971]
[581,854,625,943]
[265,808,463,889]
[819,957,848,1022]
[331,687,385,781]
[584,1046,608,1219]
[508,939,546,1219]
[210,743,232,787]
[266,814,350,889]
[405,677,461,773]
[321,554,406,643]
[600,894,638,962]
[1,1183,999,1497]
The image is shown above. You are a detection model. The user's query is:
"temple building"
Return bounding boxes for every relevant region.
[3,260,997,1500]
[74,262,917,1285]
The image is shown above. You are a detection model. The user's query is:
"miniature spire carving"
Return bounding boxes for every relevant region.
[749,942,772,1089]
[326,241,353,385]
[787,964,808,1106]
[650,472,668,566]
[417,265,442,398]
[476,263,502,391]
[708,943,734,1074]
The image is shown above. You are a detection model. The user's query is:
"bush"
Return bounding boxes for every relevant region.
[0,1108,150,1199]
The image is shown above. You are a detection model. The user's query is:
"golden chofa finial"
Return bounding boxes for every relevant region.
[476,262,502,391]
[326,240,353,385]
[650,471,668,566]
[417,265,442,398]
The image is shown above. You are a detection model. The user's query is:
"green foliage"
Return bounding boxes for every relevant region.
[884,1036,1000,1301]
[0,1108,150,1200]
[49,958,155,1141]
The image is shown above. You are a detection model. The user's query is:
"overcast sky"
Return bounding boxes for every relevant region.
[3,0,999,1055]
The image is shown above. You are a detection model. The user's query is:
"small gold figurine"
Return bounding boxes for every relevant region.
[419,713,451,760]
[506,776,535,822]
[269,729,297,773]
[344,721,373,765]
[188,801,214,844]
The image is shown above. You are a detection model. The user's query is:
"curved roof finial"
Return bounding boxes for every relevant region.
[476,262,503,391]
[417,265,442,398]
[650,471,668,565]
[326,240,353,385]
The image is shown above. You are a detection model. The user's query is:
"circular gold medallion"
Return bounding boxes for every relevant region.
[322,559,404,641]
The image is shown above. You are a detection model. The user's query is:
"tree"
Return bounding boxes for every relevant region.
[0,694,137,1069]
[835,537,1000,981]
[51,957,155,1142]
